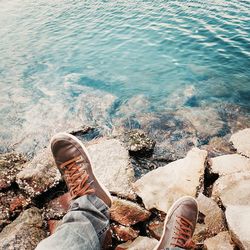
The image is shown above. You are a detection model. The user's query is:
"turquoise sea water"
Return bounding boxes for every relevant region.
[0,0,250,154]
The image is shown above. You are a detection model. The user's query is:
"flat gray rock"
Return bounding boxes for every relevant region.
[204,231,234,250]
[212,172,250,207]
[87,139,135,199]
[226,205,250,250]
[196,193,226,235]
[16,149,61,197]
[212,166,250,249]
[0,207,46,250]
[230,128,250,158]
[133,148,207,212]
[210,154,250,176]
[0,153,26,190]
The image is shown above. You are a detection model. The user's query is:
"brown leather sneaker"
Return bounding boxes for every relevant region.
[50,132,112,207]
[154,196,198,250]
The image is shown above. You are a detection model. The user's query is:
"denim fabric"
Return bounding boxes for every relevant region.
[36,195,110,250]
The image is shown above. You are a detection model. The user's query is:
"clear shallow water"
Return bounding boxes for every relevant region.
[0,0,250,154]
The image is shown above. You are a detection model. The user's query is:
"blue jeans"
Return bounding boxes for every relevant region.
[36,195,109,250]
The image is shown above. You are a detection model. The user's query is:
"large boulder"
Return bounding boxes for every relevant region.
[133,148,207,212]
[0,153,26,190]
[0,207,46,250]
[16,149,61,197]
[212,164,250,249]
[212,172,250,207]
[87,139,135,199]
[115,236,158,250]
[110,198,151,226]
[226,205,250,250]
[204,231,234,250]
[230,128,250,157]
[210,154,250,176]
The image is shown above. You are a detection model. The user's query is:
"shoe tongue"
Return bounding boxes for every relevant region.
[55,144,81,164]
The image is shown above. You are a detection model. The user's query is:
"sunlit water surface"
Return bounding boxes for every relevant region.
[0,0,250,155]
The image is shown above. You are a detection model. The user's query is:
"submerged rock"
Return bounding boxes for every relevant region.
[118,95,150,116]
[115,95,151,126]
[210,154,250,176]
[133,148,207,212]
[0,207,46,250]
[77,89,117,128]
[204,231,234,250]
[140,113,198,161]
[163,85,197,108]
[201,136,235,157]
[16,149,61,197]
[230,128,250,157]
[225,205,250,250]
[220,104,250,134]
[177,106,224,137]
[111,224,139,242]
[115,236,158,250]
[0,153,26,190]
[87,139,135,199]
[110,198,151,226]
[114,111,198,162]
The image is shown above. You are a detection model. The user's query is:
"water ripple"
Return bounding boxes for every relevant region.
[0,0,249,153]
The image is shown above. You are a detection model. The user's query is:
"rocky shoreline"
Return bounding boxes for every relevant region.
[0,126,250,249]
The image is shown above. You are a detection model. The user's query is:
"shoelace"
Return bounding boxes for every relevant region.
[171,215,195,249]
[60,156,95,199]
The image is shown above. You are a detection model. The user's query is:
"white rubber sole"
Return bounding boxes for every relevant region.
[153,196,198,250]
[50,132,113,207]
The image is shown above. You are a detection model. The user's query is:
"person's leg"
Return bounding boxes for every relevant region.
[36,133,112,250]
[154,196,198,250]
[36,195,109,250]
